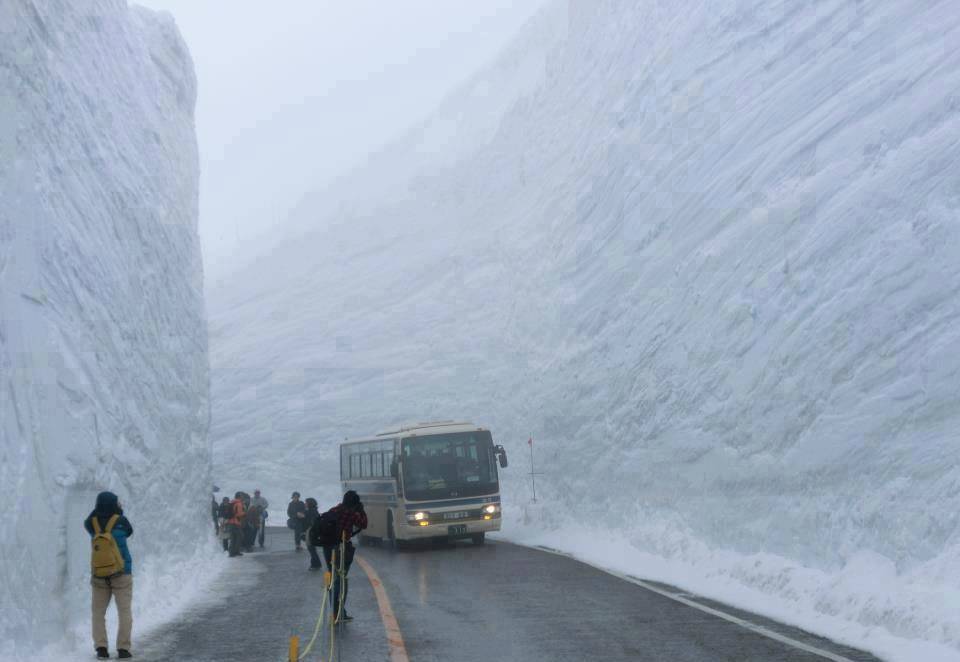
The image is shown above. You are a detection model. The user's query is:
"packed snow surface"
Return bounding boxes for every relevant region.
[209,0,960,659]
[0,1,211,658]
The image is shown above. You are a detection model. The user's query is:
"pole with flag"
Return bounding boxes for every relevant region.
[528,435,538,503]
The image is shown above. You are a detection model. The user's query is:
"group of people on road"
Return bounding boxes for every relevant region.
[82,487,367,658]
[214,489,269,557]
[288,490,368,622]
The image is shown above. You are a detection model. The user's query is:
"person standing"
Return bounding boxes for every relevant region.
[287,492,306,551]
[226,492,246,557]
[84,491,134,659]
[217,497,232,551]
[251,489,269,547]
[236,492,255,552]
[322,490,368,623]
[244,502,261,552]
[303,498,322,570]
[211,496,220,536]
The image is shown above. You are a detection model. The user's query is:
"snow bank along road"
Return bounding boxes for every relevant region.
[139,528,881,661]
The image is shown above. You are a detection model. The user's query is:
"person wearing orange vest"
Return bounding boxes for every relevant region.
[226,492,246,557]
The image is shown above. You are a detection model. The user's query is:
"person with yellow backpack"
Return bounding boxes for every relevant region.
[83,491,134,659]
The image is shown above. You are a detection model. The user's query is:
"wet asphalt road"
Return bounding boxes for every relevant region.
[138,527,882,662]
[137,527,388,662]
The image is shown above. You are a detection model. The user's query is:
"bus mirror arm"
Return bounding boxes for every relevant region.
[495,445,508,468]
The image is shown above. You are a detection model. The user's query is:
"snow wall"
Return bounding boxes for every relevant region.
[208,1,960,658]
[0,2,209,657]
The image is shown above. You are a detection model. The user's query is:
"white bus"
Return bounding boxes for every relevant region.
[340,421,508,546]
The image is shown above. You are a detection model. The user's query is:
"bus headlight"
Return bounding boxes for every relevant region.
[413,512,427,521]
[483,504,499,514]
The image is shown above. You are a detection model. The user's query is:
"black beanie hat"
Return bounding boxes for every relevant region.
[94,491,121,515]
[343,490,360,507]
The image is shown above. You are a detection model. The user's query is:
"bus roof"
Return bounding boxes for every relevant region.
[376,421,488,437]
[340,422,491,447]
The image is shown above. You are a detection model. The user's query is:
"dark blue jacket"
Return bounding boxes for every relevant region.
[84,491,134,575]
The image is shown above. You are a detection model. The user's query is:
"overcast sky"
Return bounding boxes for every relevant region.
[134,0,549,276]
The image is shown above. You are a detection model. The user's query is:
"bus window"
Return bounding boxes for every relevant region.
[350,454,360,479]
[400,431,498,500]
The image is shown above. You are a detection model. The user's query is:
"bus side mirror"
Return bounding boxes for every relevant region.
[495,445,508,468]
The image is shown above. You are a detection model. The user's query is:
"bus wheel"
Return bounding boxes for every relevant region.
[387,513,399,551]
[471,532,486,545]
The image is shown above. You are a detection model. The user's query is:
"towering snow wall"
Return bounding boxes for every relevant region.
[0,1,208,656]
[209,0,960,657]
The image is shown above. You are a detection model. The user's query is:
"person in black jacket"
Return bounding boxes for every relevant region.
[287,492,306,551]
[303,498,322,570]
[323,491,368,623]
[211,496,219,536]
[217,497,232,551]
[83,492,134,659]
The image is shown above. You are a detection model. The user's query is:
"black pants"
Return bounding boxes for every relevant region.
[323,542,355,617]
[292,521,304,548]
[307,543,322,568]
[227,523,242,557]
[243,524,257,550]
[258,516,266,547]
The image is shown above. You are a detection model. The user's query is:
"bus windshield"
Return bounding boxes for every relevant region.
[401,431,499,501]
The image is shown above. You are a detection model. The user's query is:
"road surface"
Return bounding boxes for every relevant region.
[137,527,882,661]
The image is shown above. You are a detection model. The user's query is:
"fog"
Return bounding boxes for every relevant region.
[134,0,549,278]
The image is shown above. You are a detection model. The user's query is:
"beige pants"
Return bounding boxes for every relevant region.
[91,574,133,651]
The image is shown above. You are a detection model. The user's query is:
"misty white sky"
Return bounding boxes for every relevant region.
[134,0,549,277]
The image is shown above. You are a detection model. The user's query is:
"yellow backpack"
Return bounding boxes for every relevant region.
[90,514,126,578]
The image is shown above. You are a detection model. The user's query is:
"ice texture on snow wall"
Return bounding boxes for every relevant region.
[209,0,960,657]
[0,1,208,654]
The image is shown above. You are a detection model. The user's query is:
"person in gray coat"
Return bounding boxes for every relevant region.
[251,489,269,547]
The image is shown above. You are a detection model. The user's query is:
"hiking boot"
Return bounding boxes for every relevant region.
[117,650,132,659]
[96,648,109,659]
[341,612,353,621]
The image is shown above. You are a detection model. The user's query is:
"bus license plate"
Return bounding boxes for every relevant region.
[443,511,468,520]
[448,525,467,535]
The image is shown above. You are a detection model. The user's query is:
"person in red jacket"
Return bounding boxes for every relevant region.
[323,490,367,622]
[226,492,246,557]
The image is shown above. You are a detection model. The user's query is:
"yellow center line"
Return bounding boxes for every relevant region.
[356,555,410,662]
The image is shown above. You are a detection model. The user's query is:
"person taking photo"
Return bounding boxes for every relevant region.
[84,491,134,659]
